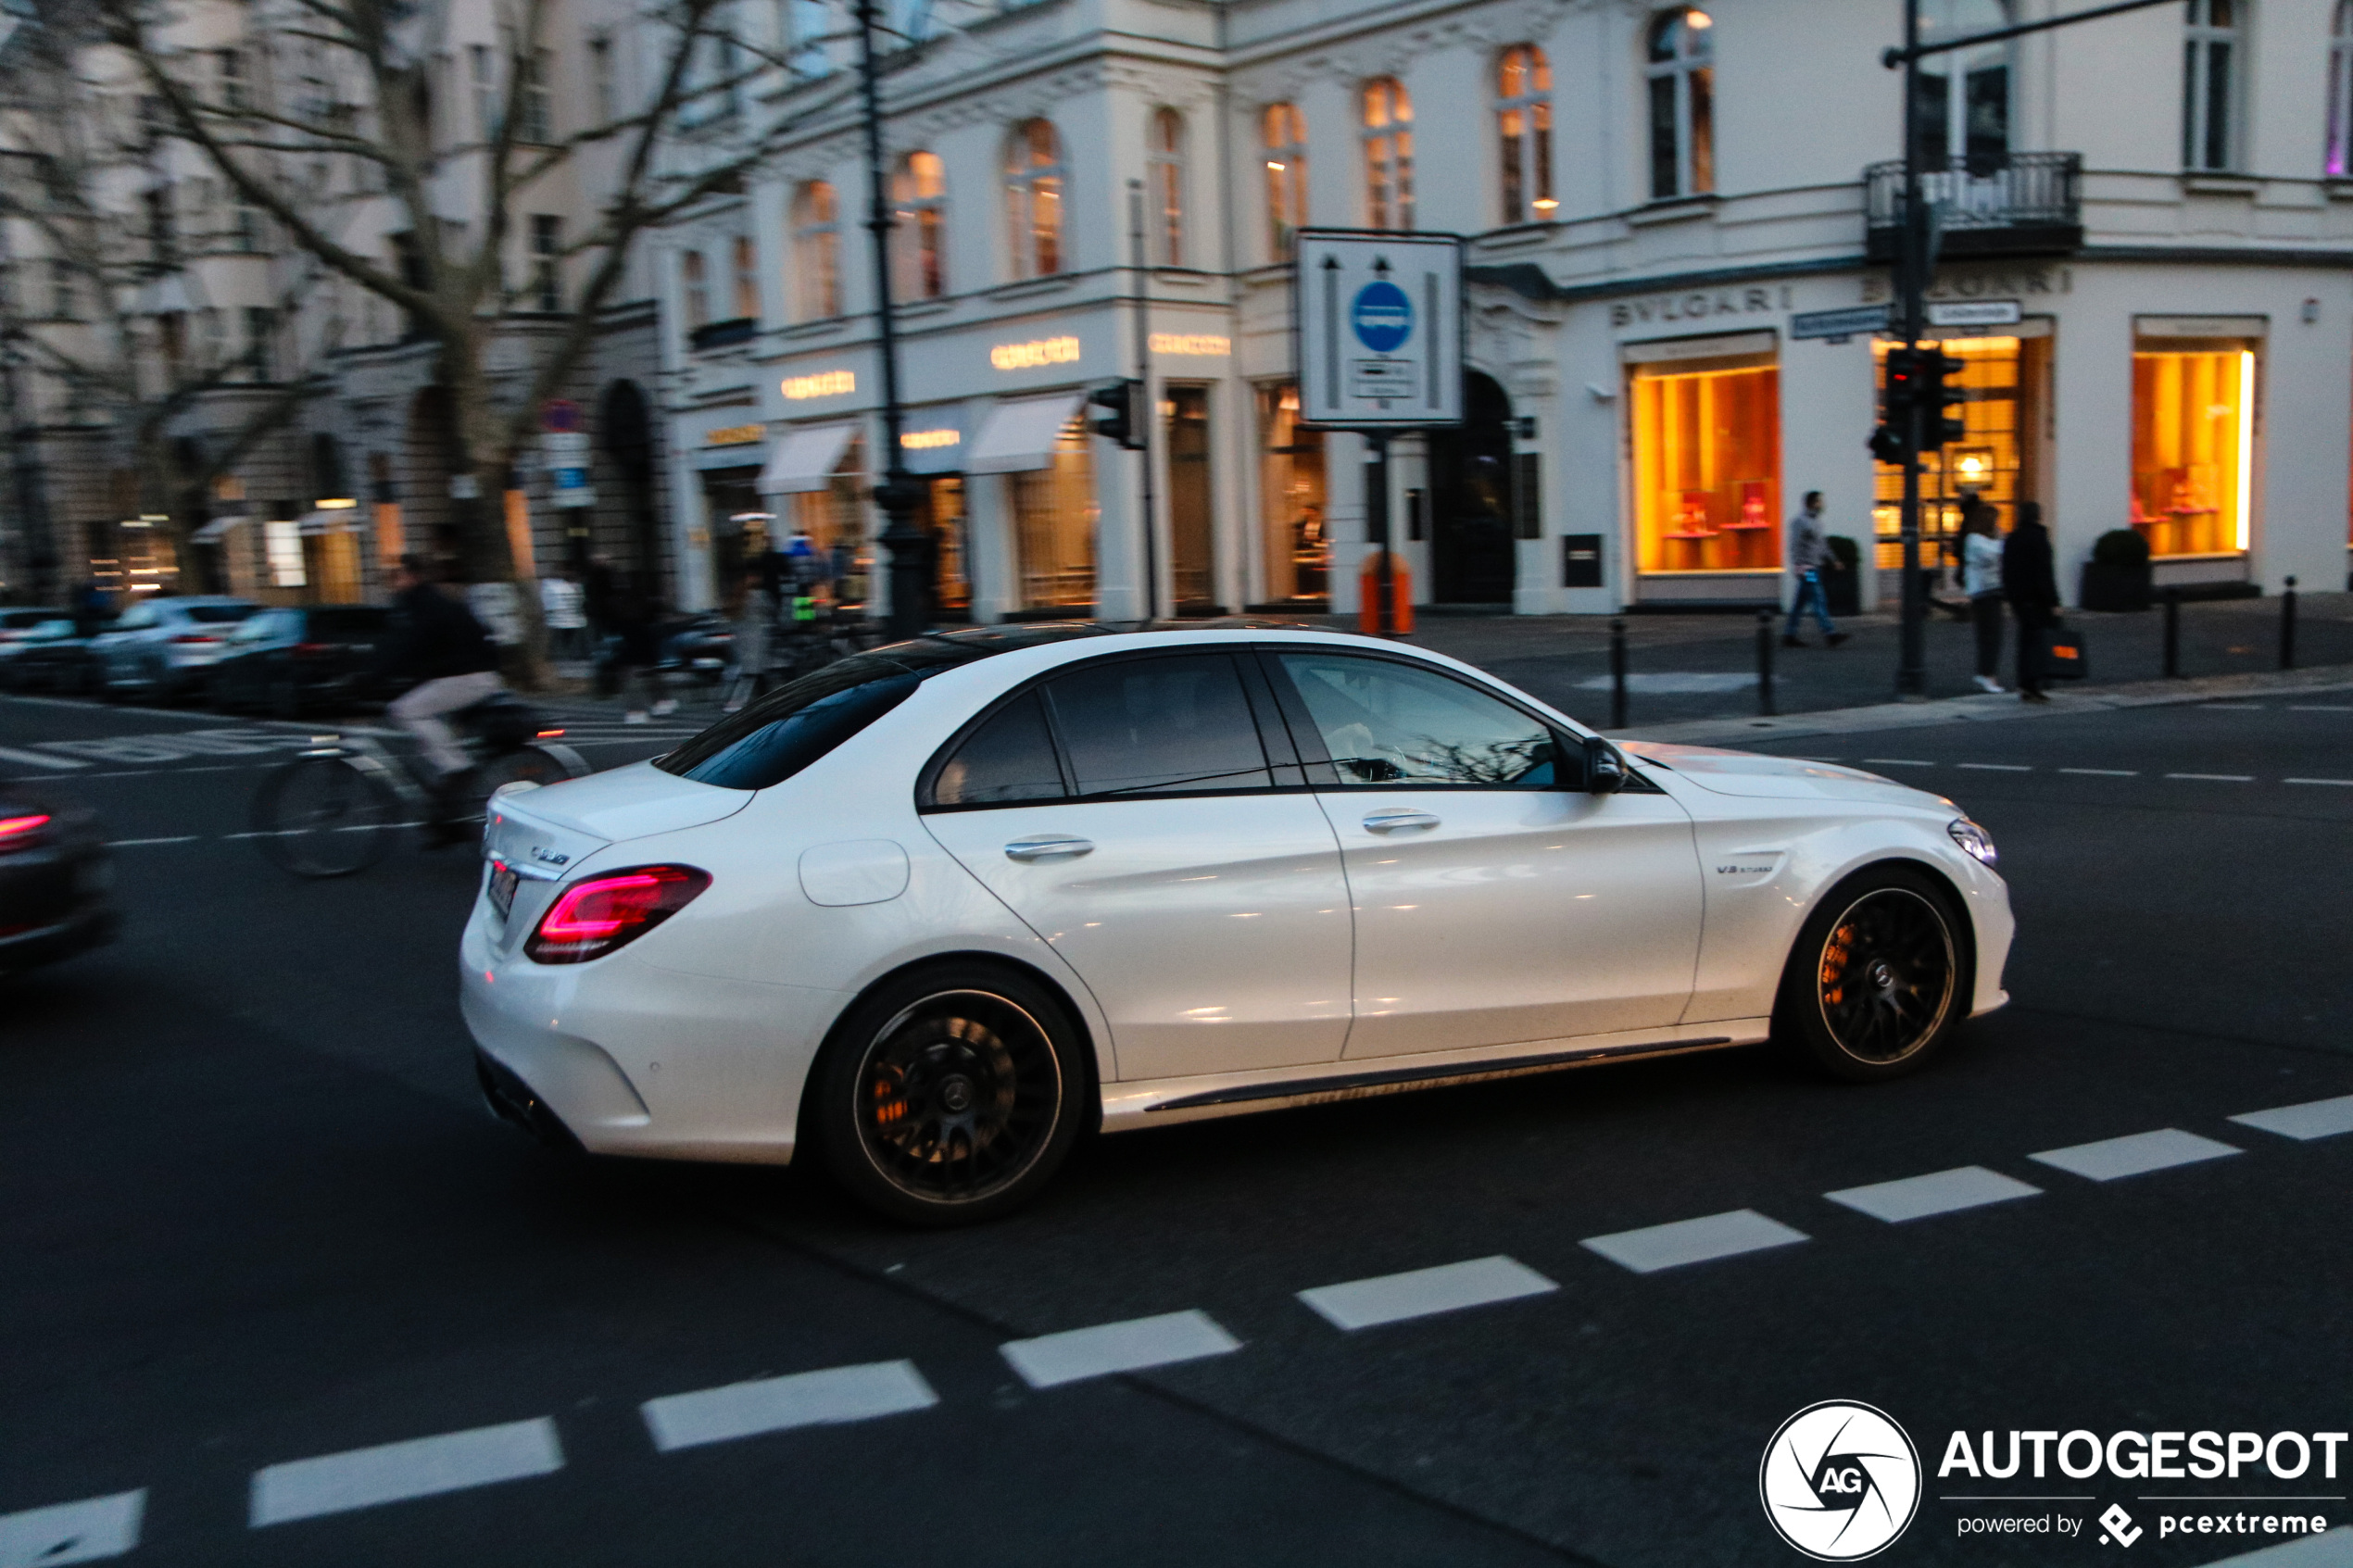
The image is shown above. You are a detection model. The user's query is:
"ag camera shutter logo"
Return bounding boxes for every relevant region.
[1760,1400,1922,1561]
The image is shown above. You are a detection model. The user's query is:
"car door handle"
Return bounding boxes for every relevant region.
[1004,835,1094,862]
[1363,809,1441,833]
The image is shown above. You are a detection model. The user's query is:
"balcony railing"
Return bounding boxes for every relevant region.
[1864,152,2082,262]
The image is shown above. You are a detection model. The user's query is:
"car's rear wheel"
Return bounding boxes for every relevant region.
[1775,865,1967,1083]
[810,965,1085,1226]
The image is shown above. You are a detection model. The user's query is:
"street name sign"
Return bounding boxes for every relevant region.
[1294,230,1463,429]
[1927,299,2023,328]
[1791,305,1893,341]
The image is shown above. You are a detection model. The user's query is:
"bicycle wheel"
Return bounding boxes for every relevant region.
[252,755,398,878]
[465,746,588,822]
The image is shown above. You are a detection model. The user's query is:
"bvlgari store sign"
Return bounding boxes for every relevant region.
[988,333,1086,373]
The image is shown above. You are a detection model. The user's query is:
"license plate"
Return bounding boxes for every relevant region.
[489,861,519,919]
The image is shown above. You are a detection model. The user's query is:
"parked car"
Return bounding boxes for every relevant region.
[0,608,62,679]
[205,605,393,716]
[92,596,259,700]
[0,785,115,978]
[0,618,106,694]
[466,623,2014,1224]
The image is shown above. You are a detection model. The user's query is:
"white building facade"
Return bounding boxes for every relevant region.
[662,0,2353,621]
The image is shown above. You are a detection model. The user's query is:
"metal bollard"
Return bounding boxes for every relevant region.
[1755,609,1777,718]
[2282,575,2298,671]
[1609,617,1629,731]
[2162,588,2182,679]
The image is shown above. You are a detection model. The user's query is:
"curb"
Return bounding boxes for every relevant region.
[1607,664,2353,746]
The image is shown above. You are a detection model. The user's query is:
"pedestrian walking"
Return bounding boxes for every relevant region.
[1782,491,1850,649]
[605,571,668,723]
[724,566,775,714]
[1961,500,2007,694]
[540,571,587,663]
[2002,499,2060,704]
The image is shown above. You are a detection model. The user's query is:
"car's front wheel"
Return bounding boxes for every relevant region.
[1775,865,1968,1083]
[810,965,1086,1226]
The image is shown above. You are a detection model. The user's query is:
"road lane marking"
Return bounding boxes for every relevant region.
[642,1361,937,1452]
[1000,1310,1240,1388]
[2060,768,2139,776]
[2194,1525,2353,1566]
[0,744,87,770]
[1297,1256,1557,1331]
[2229,1095,2353,1142]
[1957,763,2032,771]
[104,836,199,847]
[1579,1210,1808,1273]
[1824,1166,2043,1223]
[0,1489,143,1566]
[2029,1128,2241,1183]
[2202,704,2265,710]
[2290,705,2353,712]
[247,1417,562,1527]
[2285,778,2353,787]
[2167,772,2256,782]
[1861,759,1934,767]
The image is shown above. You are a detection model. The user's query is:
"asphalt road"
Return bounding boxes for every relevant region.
[4,684,2350,1567]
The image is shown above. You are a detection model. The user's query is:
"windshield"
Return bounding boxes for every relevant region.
[183,603,258,624]
[655,644,976,790]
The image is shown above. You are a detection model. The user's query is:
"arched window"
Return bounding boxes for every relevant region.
[2334,1,2353,176]
[892,150,947,300]
[1916,0,2011,172]
[1004,119,1064,278]
[1362,77,1414,231]
[681,248,710,329]
[730,233,759,320]
[1497,44,1555,223]
[1149,107,1187,266]
[1263,102,1308,261]
[2183,0,2240,171]
[1644,8,1714,200]
[791,181,840,320]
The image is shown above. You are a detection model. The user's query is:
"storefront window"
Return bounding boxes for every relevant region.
[2132,341,2255,556]
[1012,418,1096,610]
[1166,385,1215,610]
[1629,351,1778,573]
[1871,333,2048,570]
[1257,383,1327,605]
[918,475,971,621]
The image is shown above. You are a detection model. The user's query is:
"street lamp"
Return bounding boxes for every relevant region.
[854,0,930,639]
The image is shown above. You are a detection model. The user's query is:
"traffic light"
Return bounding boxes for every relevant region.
[1881,346,1924,418]
[1919,349,1968,450]
[1869,423,1910,465]
[1087,380,1142,450]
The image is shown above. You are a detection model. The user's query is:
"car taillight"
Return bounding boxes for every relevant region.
[170,633,220,645]
[524,865,710,964]
[293,642,333,656]
[0,812,51,849]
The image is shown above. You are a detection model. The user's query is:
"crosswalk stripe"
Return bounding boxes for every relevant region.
[642,1361,937,1452]
[248,1417,562,1526]
[0,1489,143,1566]
[1580,1209,1808,1273]
[2229,1095,2353,1142]
[1825,1166,2042,1223]
[1000,1310,1240,1388]
[1297,1256,1557,1331]
[2029,1128,2241,1183]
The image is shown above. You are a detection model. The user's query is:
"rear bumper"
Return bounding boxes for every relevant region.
[0,895,118,975]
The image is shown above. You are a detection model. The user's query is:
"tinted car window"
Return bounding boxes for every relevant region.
[183,603,257,624]
[115,605,156,630]
[929,692,1066,807]
[1274,652,1558,788]
[306,608,388,638]
[1043,654,1271,797]
[656,645,973,790]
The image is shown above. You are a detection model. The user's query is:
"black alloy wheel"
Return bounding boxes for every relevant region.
[1777,865,1966,1082]
[812,968,1084,1225]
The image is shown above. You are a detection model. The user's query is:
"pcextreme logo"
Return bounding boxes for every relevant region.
[1761,1401,1923,1561]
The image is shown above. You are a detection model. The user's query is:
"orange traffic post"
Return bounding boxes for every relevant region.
[1358,551,1414,636]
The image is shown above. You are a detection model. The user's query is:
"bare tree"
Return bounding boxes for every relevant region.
[96,0,857,679]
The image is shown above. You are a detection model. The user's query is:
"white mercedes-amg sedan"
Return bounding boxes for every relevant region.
[462,624,2010,1224]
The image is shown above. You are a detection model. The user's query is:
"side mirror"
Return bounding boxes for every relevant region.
[1584,734,1626,795]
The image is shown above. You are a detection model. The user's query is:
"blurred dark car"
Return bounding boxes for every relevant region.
[0,787,115,978]
[0,608,61,684]
[205,605,393,716]
[0,617,106,695]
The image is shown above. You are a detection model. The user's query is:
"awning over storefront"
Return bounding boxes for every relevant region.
[966,394,1084,474]
[758,421,858,494]
[188,517,241,544]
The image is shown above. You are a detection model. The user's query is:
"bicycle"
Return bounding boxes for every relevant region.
[250,694,590,878]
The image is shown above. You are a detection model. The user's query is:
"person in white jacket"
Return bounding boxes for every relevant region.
[1960,501,2007,694]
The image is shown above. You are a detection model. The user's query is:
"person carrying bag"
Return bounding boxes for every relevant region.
[2001,501,2063,703]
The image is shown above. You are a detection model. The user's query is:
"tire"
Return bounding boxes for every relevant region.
[1773,864,1969,1083]
[251,754,397,878]
[809,964,1088,1226]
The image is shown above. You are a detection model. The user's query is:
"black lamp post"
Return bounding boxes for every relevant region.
[854,0,930,638]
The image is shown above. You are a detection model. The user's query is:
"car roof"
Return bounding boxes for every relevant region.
[875,617,1347,665]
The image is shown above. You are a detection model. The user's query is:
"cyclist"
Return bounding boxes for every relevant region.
[382,555,503,842]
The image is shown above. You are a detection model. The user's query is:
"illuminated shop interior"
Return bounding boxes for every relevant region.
[1871,334,2045,570]
[1629,352,1780,574]
[1257,383,1329,605]
[2131,342,2255,557]
[1013,417,1097,611]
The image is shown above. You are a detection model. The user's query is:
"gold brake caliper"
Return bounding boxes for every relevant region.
[1819,923,1855,1008]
